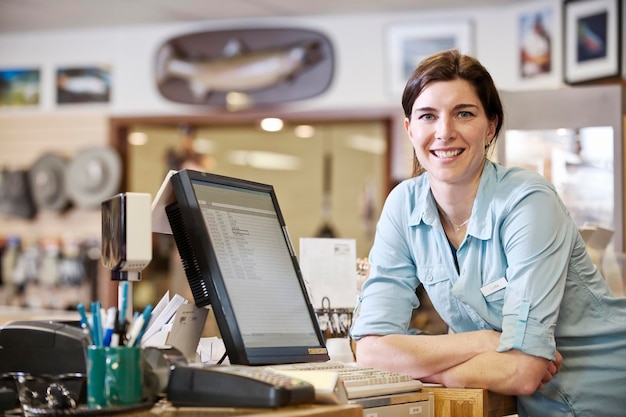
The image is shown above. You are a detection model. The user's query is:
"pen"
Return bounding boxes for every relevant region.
[118,281,129,324]
[91,301,103,346]
[110,320,121,347]
[127,304,153,347]
[76,303,94,342]
[103,307,117,347]
[80,323,93,345]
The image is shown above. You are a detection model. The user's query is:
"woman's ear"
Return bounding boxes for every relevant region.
[486,117,498,145]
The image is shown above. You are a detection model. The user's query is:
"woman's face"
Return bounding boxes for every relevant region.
[404,79,497,187]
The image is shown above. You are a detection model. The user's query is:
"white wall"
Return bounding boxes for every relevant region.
[0,0,562,116]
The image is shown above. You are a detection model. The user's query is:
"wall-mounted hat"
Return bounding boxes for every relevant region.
[28,152,71,212]
[66,146,122,209]
[0,169,37,219]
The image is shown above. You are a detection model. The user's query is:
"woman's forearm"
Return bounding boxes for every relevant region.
[355,330,501,379]
[429,349,552,396]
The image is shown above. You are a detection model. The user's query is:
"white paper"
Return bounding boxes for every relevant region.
[299,237,358,309]
[141,292,188,343]
[145,290,170,331]
[141,324,172,347]
[198,337,229,365]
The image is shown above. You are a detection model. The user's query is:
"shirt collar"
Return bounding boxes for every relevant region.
[471,161,497,240]
[407,161,498,240]
[408,174,439,228]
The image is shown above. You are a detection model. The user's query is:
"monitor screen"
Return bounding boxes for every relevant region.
[165,169,329,365]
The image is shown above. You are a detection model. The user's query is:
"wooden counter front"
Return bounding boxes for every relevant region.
[425,386,517,417]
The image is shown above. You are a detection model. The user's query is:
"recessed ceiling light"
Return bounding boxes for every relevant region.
[295,125,315,138]
[128,131,148,146]
[260,118,284,132]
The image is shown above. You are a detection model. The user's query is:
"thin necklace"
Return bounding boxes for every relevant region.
[440,210,470,232]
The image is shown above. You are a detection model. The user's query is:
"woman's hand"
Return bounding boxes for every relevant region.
[538,350,563,390]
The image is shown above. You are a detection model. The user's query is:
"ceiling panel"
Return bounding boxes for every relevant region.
[0,0,528,34]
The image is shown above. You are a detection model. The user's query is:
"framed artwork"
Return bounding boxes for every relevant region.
[56,65,112,104]
[387,20,473,97]
[564,0,622,84]
[518,7,554,79]
[0,68,40,107]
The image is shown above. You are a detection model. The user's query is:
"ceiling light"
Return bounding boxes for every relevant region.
[226,91,252,111]
[294,125,315,138]
[556,128,572,136]
[260,118,284,132]
[127,131,148,146]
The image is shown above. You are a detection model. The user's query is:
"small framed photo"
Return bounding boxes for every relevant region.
[0,68,40,107]
[563,0,622,84]
[386,20,473,97]
[56,65,112,104]
[518,7,554,79]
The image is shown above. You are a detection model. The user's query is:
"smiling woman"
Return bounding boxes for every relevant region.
[351,49,626,417]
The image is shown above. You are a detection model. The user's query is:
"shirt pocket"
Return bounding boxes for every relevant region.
[417,265,452,299]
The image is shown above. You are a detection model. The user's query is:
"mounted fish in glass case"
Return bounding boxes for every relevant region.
[155,27,334,108]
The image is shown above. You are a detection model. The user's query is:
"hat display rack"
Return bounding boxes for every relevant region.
[0,145,122,219]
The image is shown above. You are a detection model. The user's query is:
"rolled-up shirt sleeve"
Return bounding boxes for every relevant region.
[351,185,419,340]
[496,184,572,361]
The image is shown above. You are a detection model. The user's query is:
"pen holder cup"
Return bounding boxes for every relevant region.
[86,345,143,408]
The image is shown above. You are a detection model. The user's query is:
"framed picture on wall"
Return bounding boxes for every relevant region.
[56,65,112,105]
[518,7,554,79]
[0,68,40,107]
[563,0,622,84]
[386,20,473,97]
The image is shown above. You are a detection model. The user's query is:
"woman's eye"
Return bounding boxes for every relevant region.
[419,114,435,121]
[458,111,473,118]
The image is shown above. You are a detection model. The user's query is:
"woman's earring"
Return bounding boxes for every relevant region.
[484,138,494,156]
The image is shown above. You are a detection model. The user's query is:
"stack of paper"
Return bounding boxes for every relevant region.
[141,291,188,343]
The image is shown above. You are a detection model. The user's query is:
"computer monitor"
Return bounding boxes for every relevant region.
[165,169,329,365]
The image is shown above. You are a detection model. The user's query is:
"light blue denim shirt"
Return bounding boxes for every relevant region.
[351,161,626,416]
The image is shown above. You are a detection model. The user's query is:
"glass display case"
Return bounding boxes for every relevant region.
[499,85,625,252]
[502,126,614,231]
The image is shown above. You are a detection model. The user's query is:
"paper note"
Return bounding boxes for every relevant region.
[167,303,209,362]
[141,292,188,343]
[299,237,358,309]
[198,337,229,365]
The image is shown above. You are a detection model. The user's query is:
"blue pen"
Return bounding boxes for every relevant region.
[103,307,117,347]
[127,304,153,347]
[91,301,103,346]
[77,303,94,344]
[136,304,153,343]
[118,281,129,324]
[77,303,91,331]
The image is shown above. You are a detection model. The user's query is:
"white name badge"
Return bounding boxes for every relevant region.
[480,277,508,297]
